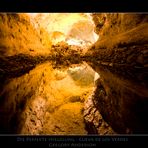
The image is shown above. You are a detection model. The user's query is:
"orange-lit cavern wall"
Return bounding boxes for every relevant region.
[0,13,148,134]
[86,14,148,134]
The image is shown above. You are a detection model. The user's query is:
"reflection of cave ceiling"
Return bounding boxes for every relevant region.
[28,13,99,46]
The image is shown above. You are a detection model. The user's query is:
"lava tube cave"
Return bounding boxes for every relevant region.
[0,13,148,135]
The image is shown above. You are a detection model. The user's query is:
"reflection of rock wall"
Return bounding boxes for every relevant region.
[84,87,116,135]
[67,63,95,87]
[0,61,92,134]
[0,63,51,133]
[20,97,46,134]
[87,14,148,134]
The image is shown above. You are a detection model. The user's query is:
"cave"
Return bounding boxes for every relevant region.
[0,13,148,135]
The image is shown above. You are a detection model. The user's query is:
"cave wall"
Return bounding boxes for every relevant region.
[0,13,148,135]
[0,13,50,57]
[32,13,90,38]
[87,14,148,133]
[0,13,89,134]
[92,13,148,39]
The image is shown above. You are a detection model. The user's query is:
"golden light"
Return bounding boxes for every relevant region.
[27,13,99,47]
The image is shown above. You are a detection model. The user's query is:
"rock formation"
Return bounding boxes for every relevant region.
[0,13,148,135]
[86,14,148,134]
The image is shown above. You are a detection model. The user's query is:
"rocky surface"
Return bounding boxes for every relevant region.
[31,13,96,45]
[86,14,148,134]
[0,13,50,56]
[0,13,148,135]
[0,62,94,134]
[84,87,116,135]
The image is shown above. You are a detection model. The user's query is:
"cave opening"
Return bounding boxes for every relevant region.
[0,13,148,135]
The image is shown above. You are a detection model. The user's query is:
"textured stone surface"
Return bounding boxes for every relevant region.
[84,87,116,135]
[0,13,148,135]
[0,13,50,56]
[86,14,148,134]
[0,62,93,134]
